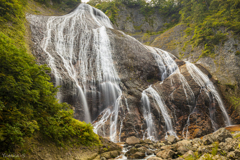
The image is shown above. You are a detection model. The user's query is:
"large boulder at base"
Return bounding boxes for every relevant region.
[176,140,192,155]
[212,128,233,142]
[167,135,178,144]
[156,150,175,159]
[126,136,140,145]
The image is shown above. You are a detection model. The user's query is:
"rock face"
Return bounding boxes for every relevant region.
[27,3,233,142]
[113,5,165,33]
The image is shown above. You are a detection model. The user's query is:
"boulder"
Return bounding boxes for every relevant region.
[156,150,175,159]
[182,150,195,159]
[212,128,233,142]
[147,157,163,160]
[167,135,178,144]
[176,140,192,155]
[192,138,203,145]
[197,145,213,155]
[143,139,153,144]
[127,152,145,159]
[100,152,111,159]
[202,134,214,145]
[227,151,235,159]
[126,136,140,145]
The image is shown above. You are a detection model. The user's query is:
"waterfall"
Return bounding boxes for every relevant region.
[142,86,178,139]
[27,3,232,142]
[186,62,231,126]
[27,3,123,141]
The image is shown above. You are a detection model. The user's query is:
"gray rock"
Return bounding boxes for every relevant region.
[212,128,233,142]
[126,136,140,145]
[167,135,178,144]
[202,134,214,145]
[127,152,145,159]
[227,151,235,159]
[192,138,203,145]
[156,150,175,159]
[176,140,192,155]
[182,150,195,159]
[147,157,163,160]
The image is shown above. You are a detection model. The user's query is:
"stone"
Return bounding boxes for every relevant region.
[212,155,227,160]
[197,145,213,155]
[147,157,163,160]
[126,136,140,145]
[135,144,142,148]
[100,157,106,160]
[156,150,175,159]
[100,152,111,159]
[167,135,178,144]
[143,139,153,144]
[110,151,119,158]
[234,149,240,157]
[182,150,195,159]
[192,138,203,145]
[127,152,145,159]
[227,151,235,159]
[176,140,192,155]
[212,128,233,142]
[202,134,214,145]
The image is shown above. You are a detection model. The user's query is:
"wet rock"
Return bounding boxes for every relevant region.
[126,136,140,145]
[143,139,153,144]
[156,150,175,159]
[167,135,177,144]
[127,152,145,159]
[100,157,106,160]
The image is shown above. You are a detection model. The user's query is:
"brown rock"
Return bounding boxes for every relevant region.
[126,136,140,145]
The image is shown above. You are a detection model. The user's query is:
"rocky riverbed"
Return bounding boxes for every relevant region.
[97,127,240,160]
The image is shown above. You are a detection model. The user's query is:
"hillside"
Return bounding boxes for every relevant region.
[88,0,240,117]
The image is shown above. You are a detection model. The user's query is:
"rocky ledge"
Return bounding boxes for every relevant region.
[100,128,240,160]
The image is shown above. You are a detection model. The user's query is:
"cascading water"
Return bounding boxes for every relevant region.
[28,3,232,143]
[27,3,123,141]
[142,86,178,139]
[186,62,231,126]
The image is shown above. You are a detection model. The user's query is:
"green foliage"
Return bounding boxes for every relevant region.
[236,50,240,55]
[211,142,219,156]
[93,1,120,24]
[180,0,240,58]
[0,0,99,153]
[34,0,81,8]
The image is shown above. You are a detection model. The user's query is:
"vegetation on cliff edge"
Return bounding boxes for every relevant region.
[0,0,100,153]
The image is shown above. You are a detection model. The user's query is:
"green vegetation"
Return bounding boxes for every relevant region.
[0,0,99,153]
[88,0,181,27]
[180,0,240,58]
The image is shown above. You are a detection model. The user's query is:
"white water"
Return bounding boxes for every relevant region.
[28,3,123,141]
[186,62,231,126]
[28,3,232,142]
[142,86,178,139]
